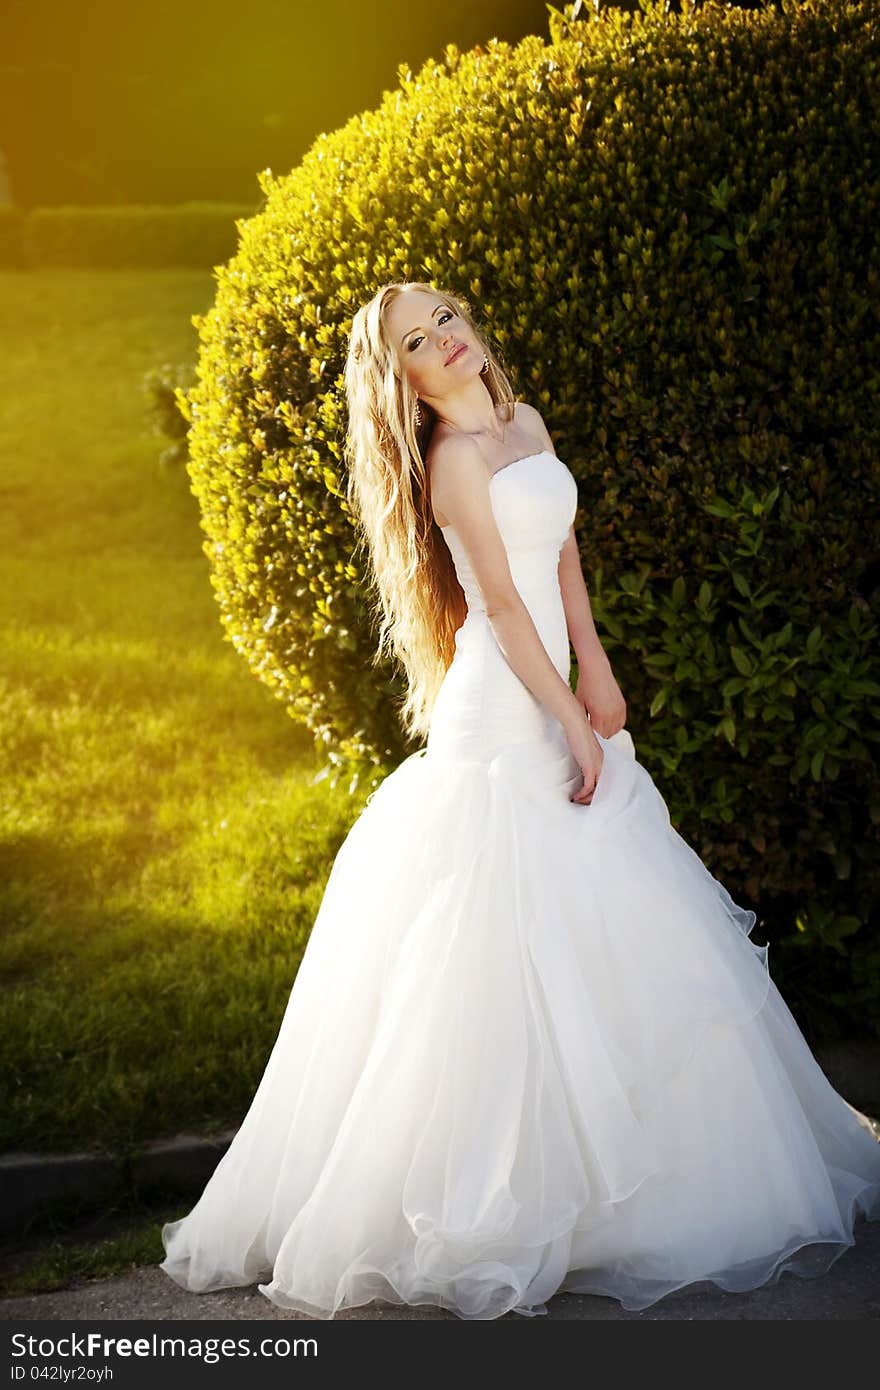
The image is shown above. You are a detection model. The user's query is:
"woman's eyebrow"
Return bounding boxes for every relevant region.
[400,304,447,344]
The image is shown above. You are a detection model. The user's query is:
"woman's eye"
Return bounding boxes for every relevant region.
[408,311,454,351]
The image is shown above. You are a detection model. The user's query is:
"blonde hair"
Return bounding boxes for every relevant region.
[343,280,516,745]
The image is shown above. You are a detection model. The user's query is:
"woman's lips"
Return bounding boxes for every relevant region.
[445,344,467,365]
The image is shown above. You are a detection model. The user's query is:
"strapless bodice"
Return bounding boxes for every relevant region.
[438,450,578,616]
[428,450,579,760]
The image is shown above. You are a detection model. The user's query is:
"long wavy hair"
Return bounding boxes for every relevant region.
[344,280,516,745]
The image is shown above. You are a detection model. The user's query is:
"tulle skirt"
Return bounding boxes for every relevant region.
[160,727,880,1318]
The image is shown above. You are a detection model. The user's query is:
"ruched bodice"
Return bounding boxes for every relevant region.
[429,450,579,759]
[438,450,578,613]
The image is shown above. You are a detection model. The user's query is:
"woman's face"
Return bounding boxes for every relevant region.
[386,291,482,405]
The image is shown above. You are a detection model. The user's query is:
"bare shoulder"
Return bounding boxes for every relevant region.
[427,430,487,488]
[512,400,557,455]
[427,432,489,526]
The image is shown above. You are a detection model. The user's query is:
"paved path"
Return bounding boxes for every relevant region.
[2,1218,879,1321]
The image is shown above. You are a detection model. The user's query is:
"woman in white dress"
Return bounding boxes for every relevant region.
[160,280,880,1320]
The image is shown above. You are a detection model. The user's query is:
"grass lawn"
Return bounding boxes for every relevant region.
[0,1197,189,1299]
[0,269,365,1155]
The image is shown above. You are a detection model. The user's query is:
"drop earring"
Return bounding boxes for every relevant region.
[414,399,422,428]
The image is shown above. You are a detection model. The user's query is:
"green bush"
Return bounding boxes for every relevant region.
[20,202,258,268]
[182,0,880,1035]
[0,206,24,266]
[142,362,194,470]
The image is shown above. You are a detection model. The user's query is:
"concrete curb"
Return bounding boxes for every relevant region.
[3,1041,879,1241]
[3,1129,237,1239]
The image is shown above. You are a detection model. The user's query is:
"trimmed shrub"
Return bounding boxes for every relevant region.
[183,0,880,1037]
[21,202,258,268]
[142,363,195,470]
[0,206,24,267]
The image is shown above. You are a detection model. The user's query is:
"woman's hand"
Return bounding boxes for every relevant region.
[564,709,605,805]
[575,653,627,739]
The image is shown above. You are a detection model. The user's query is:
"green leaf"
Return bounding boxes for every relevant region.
[650,687,668,716]
[731,646,754,676]
[721,676,749,696]
[731,571,751,597]
[806,625,823,657]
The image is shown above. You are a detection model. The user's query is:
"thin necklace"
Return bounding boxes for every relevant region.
[438,418,506,445]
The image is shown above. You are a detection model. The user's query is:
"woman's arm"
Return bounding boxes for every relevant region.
[558,524,628,737]
[489,400,626,736]
[510,400,613,670]
[558,525,609,671]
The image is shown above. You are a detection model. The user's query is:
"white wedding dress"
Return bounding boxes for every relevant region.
[160,449,880,1319]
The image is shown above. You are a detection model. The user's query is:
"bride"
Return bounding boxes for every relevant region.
[160,280,880,1319]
